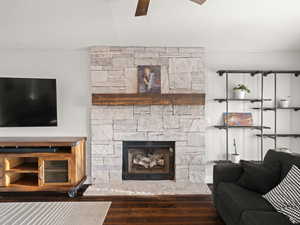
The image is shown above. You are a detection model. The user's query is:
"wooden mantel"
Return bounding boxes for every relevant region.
[92,93,205,106]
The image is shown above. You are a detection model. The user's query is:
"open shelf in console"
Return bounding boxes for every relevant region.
[8,174,38,187]
[5,157,38,173]
[7,163,38,173]
[6,173,38,187]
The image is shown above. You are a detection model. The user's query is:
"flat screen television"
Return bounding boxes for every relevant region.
[0,77,57,127]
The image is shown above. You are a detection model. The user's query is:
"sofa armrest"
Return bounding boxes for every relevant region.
[213,163,243,194]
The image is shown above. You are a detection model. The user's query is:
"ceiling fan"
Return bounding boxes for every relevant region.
[135,0,207,17]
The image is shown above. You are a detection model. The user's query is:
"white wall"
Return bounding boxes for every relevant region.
[0,50,89,137]
[0,49,299,184]
[0,49,91,181]
[205,51,300,183]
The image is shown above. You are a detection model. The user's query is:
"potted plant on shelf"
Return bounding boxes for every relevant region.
[233,84,250,99]
[231,139,240,164]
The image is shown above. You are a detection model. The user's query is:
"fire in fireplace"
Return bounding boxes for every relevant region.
[122,141,175,180]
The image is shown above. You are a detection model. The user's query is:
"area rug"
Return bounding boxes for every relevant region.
[0,201,111,225]
[84,181,211,196]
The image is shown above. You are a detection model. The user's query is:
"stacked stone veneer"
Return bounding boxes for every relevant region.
[89,47,206,185]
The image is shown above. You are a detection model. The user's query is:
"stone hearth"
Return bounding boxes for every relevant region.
[88,46,206,194]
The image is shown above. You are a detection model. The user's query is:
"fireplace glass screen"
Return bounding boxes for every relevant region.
[122,141,175,180]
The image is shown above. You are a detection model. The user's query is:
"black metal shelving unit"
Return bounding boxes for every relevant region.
[214,70,300,162]
[256,134,300,139]
[252,107,300,111]
[214,125,271,130]
[214,98,272,103]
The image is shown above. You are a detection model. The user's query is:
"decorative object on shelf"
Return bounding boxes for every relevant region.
[138,65,161,93]
[233,84,251,99]
[279,97,290,108]
[231,139,240,164]
[224,112,253,126]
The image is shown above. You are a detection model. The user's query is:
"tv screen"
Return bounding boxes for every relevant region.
[0,77,57,127]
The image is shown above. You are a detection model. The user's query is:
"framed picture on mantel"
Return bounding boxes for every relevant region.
[137,65,161,93]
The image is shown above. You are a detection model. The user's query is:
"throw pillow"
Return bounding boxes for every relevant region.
[237,160,281,194]
[263,165,300,224]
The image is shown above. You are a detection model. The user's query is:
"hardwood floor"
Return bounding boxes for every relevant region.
[102,195,224,225]
[0,188,224,225]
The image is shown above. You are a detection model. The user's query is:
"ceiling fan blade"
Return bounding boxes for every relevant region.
[135,0,151,17]
[190,0,207,5]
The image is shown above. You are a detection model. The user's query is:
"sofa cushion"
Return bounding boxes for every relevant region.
[216,182,274,225]
[264,150,300,180]
[240,211,295,225]
[237,160,281,194]
[263,165,300,224]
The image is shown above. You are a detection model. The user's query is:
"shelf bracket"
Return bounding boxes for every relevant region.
[218,71,225,76]
[250,71,260,76]
[263,71,273,76]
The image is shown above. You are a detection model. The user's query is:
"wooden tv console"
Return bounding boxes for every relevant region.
[0,137,86,197]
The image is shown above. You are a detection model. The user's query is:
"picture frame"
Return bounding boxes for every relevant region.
[137,65,161,93]
[223,112,253,126]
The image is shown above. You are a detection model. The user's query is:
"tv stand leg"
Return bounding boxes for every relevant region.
[68,189,77,198]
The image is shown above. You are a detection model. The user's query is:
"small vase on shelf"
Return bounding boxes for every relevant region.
[279,99,290,108]
[234,90,246,99]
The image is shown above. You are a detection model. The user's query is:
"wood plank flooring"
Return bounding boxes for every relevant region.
[102,195,224,225]
[0,190,224,225]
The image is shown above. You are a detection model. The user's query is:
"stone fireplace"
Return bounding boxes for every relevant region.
[87,46,209,195]
[122,141,175,180]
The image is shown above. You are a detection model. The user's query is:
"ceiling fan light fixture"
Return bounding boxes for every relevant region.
[135,0,151,17]
[190,0,207,5]
[135,0,207,17]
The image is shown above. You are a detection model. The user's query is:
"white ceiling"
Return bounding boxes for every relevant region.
[1,0,300,51]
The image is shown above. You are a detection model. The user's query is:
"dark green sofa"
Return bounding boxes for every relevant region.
[213,150,300,225]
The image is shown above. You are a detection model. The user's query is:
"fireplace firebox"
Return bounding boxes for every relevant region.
[122,141,175,180]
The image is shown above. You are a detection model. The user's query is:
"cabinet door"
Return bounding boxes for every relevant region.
[39,157,72,186]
